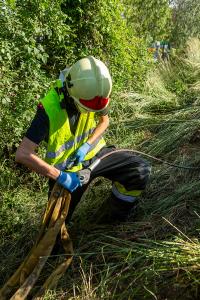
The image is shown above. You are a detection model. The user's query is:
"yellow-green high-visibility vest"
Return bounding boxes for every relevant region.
[41,81,106,172]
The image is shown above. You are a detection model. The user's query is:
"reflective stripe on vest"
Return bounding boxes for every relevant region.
[46,128,94,159]
[54,136,102,171]
[41,81,106,171]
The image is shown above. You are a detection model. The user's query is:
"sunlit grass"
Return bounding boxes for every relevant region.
[1,38,200,299]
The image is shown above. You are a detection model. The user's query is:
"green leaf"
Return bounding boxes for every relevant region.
[6,53,12,60]
[2,97,11,104]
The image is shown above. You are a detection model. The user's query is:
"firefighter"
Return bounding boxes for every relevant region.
[16,56,150,223]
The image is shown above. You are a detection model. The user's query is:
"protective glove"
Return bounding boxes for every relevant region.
[56,171,81,193]
[74,142,91,164]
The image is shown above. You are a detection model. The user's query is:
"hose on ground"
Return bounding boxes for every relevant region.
[89,148,200,171]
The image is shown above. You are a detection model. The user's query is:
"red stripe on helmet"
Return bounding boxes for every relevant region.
[79,96,109,111]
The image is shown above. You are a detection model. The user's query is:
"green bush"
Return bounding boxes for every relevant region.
[0,0,151,158]
[61,0,151,89]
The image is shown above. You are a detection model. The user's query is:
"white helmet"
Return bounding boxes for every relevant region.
[65,56,112,112]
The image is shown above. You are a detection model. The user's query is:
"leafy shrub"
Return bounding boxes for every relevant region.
[61,0,151,90]
[0,0,151,158]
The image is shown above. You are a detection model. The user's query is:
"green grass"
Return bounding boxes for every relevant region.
[1,38,200,299]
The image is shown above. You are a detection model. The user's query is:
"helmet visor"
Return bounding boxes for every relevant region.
[79,96,109,111]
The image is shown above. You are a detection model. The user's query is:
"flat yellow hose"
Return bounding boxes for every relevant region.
[0,183,73,300]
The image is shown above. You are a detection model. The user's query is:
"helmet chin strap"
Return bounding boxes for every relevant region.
[74,102,88,113]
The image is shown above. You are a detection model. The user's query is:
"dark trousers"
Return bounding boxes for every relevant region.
[49,147,151,222]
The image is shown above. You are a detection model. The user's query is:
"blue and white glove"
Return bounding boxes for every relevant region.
[57,171,81,193]
[74,142,91,164]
